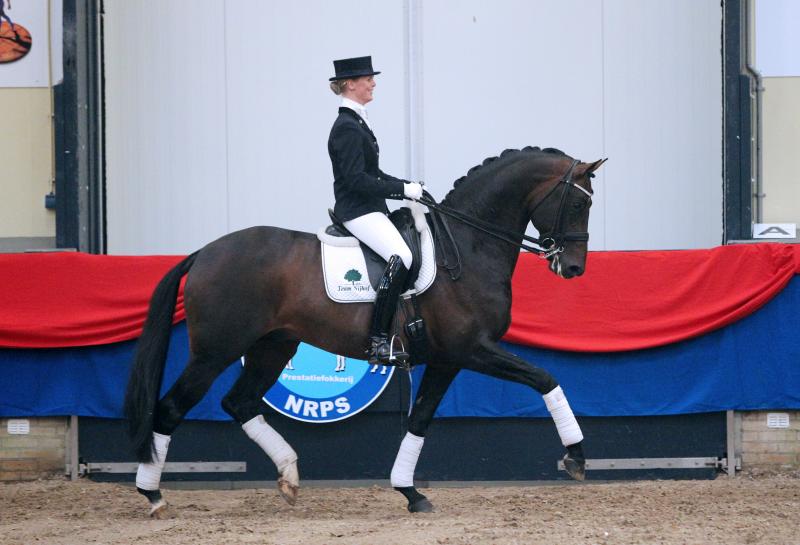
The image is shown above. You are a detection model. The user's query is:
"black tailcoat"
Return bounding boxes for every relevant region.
[328,107,408,222]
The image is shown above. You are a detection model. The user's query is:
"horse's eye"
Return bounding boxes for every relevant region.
[588,172,596,179]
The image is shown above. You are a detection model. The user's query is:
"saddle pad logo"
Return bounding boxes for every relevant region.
[262,343,394,423]
[340,268,371,294]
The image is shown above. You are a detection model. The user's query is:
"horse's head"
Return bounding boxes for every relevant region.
[528,157,607,279]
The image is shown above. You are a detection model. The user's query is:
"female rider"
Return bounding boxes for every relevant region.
[327,56,423,365]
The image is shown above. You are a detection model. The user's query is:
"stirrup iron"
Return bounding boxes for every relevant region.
[388,334,410,369]
[367,334,409,367]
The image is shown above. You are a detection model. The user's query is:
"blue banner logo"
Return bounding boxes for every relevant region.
[262,343,394,423]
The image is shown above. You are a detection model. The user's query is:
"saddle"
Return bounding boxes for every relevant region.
[317,206,436,304]
[325,208,423,290]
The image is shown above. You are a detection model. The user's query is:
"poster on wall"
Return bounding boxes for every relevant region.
[0,0,49,87]
[261,344,395,424]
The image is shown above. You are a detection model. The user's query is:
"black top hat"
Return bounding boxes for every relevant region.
[329,56,381,81]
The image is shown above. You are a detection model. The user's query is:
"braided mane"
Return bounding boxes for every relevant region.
[443,146,567,201]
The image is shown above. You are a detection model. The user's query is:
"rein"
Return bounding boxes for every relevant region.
[419,159,590,260]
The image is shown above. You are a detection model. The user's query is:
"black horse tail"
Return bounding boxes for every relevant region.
[124,251,199,463]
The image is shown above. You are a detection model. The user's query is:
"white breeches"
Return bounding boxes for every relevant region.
[343,212,413,269]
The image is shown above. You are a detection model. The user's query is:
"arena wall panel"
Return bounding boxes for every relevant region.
[103,0,723,254]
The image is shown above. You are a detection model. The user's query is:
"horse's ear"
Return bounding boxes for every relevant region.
[585,158,608,175]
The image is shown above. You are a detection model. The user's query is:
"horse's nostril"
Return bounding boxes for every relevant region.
[567,265,583,277]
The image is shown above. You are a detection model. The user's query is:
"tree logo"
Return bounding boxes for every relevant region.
[344,268,362,285]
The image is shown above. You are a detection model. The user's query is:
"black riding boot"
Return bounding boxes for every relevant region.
[368,254,409,365]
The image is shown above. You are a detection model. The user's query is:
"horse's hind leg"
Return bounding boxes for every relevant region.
[392,365,459,513]
[221,336,300,505]
[136,353,232,517]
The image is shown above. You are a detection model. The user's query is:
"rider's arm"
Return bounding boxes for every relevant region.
[376,168,412,186]
[377,170,424,200]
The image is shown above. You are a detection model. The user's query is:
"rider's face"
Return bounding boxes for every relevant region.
[348,76,375,105]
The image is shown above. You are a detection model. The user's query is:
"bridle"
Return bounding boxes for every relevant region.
[528,158,592,256]
[418,158,592,259]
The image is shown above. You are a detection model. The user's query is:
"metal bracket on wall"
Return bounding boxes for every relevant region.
[68,415,79,481]
[557,457,740,472]
[73,461,246,476]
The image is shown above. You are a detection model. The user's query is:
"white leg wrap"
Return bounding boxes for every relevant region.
[243,415,298,485]
[543,386,584,446]
[280,459,299,487]
[135,432,171,491]
[390,432,424,488]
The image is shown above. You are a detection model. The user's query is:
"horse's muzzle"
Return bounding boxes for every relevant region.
[548,254,584,279]
[564,264,584,278]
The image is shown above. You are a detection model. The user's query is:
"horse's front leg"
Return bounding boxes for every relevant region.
[463,342,586,481]
[391,364,459,513]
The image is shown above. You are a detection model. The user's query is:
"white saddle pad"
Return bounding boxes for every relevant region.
[318,227,436,303]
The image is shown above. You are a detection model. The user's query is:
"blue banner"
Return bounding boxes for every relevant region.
[2,279,799,420]
[0,324,241,420]
[422,277,800,417]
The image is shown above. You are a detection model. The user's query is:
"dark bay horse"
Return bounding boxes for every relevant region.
[125,146,606,517]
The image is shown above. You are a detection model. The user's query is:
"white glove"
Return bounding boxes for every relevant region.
[403,182,423,200]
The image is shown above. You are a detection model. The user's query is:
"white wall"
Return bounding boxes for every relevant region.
[755,0,800,228]
[755,0,800,77]
[420,0,607,244]
[104,1,229,253]
[602,0,722,249]
[223,0,407,235]
[104,0,722,254]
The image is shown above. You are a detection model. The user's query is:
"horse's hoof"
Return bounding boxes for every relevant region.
[563,453,586,481]
[149,499,169,519]
[394,486,433,512]
[277,478,299,506]
[408,497,434,513]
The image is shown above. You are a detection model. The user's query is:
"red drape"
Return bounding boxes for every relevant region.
[0,244,798,350]
[0,253,186,348]
[505,243,800,351]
